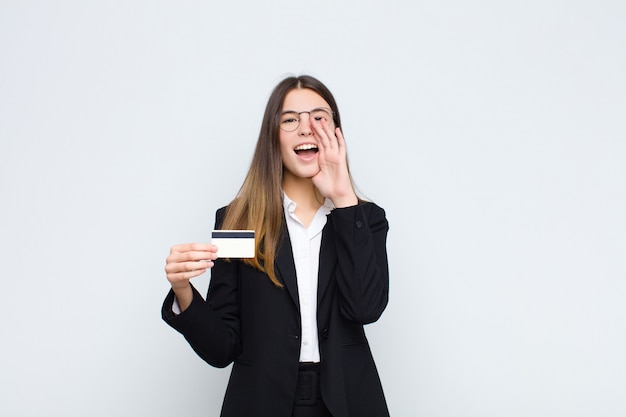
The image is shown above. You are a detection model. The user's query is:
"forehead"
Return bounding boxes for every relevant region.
[282,88,330,111]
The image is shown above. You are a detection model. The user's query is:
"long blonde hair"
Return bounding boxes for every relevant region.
[220,75,342,286]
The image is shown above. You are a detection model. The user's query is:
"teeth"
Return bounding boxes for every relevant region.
[294,144,318,151]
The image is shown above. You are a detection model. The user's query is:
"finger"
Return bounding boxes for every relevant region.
[167,250,218,264]
[335,127,346,152]
[168,268,207,283]
[310,123,326,163]
[170,243,218,254]
[168,245,218,265]
[316,118,335,142]
[165,259,214,274]
[312,121,330,150]
[319,118,337,149]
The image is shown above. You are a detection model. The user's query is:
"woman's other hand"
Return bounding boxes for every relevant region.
[312,120,358,208]
[165,243,218,311]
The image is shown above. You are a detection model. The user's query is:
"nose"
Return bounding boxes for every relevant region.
[297,112,313,136]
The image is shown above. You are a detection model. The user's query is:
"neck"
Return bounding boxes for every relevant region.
[282,173,324,210]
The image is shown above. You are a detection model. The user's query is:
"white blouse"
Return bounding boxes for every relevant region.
[283,192,334,363]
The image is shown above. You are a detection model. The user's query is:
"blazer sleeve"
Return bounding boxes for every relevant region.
[161,207,241,368]
[326,202,390,324]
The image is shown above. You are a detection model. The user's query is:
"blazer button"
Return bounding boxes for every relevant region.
[356,220,363,228]
[322,328,329,339]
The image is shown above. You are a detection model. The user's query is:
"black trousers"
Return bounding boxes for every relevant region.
[292,363,333,417]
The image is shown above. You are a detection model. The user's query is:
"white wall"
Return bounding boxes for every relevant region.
[1,1,625,416]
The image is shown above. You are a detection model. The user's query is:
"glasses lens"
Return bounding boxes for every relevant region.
[311,108,332,124]
[280,112,299,132]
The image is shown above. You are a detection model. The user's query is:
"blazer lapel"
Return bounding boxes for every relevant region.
[317,222,337,304]
[275,230,300,309]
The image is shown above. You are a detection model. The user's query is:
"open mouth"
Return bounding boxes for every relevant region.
[294,143,319,156]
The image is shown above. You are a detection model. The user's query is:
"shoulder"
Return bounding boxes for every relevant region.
[216,205,228,218]
[358,201,386,218]
[215,206,228,228]
[352,201,387,223]
[358,201,388,230]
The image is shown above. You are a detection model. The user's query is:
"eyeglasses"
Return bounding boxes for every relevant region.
[279,107,334,132]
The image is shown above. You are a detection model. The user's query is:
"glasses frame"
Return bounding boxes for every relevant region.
[278,107,335,132]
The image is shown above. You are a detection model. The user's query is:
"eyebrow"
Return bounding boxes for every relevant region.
[280,107,331,114]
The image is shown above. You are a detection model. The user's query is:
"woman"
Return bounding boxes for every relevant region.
[162,75,390,417]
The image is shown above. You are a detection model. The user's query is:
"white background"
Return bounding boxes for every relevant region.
[1,1,625,416]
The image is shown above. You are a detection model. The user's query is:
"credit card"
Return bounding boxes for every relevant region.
[211,230,255,258]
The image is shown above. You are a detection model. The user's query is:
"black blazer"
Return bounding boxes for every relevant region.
[162,202,390,417]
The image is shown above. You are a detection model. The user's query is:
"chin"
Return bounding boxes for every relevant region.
[303,166,321,178]
[283,164,317,181]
